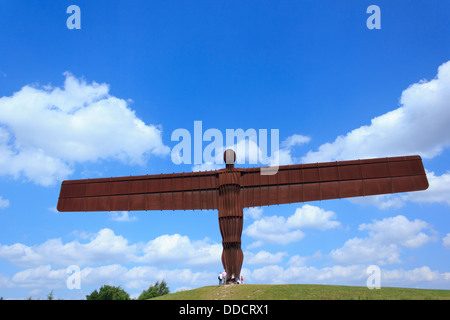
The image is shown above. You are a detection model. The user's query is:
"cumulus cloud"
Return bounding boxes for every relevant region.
[10,265,68,290]
[109,211,138,222]
[5,263,215,296]
[275,134,311,165]
[330,215,436,265]
[245,215,306,248]
[302,60,450,163]
[5,261,448,297]
[403,170,450,206]
[348,194,405,210]
[0,228,221,270]
[360,216,433,249]
[244,207,263,220]
[443,233,450,249]
[123,266,215,291]
[0,223,448,296]
[0,196,9,209]
[0,72,170,186]
[244,250,288,265]
[287,204,340,230]
[246,264,450,289]
[138,234,221,267]
[381,266,444,285]
[0,227,223,298]
[244,205,340,247]
[0,228,136,268]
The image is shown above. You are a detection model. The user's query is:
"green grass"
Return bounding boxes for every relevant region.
[151,284,450,300]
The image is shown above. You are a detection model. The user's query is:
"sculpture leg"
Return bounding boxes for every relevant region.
[219,216,243,282]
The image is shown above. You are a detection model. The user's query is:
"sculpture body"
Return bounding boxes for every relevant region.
[57,150,429,282]
[218,150,244,281]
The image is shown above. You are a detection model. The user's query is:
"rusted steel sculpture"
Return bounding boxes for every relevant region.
[57,149,429,282]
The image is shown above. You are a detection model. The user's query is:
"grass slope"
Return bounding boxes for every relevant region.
[152,284,450,300]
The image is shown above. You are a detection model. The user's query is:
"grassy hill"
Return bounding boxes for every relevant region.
[151,284,450,300]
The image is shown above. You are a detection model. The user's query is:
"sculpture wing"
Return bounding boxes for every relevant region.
[240,155,429,208]
[57,171,219,212]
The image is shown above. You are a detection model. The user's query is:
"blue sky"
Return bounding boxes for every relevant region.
[0,0,450,299]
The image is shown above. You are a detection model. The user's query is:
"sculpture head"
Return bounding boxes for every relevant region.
[224,149,236,169]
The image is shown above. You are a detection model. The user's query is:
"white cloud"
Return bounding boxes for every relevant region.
[443,234,450,249]
[0,72,170,186]
[0,228,136,268]
[80,264,130,287]
[286,255,309,267]
[250,265,286,284]
[244,250,288,265]
[271,134,311,167]
[403,170,450,206]
[10,265,67,289]
[244,207,263,220]
[348,194,405,210]
[244,215,306,247]
[382,266,442,284]
[109,211,138,222]
[244,205,340,247]
[331,238,402,266]
[4,263,216,296]
[330,215,435,265]
[5,261,448,297]
[287,204,340,230]
[138,234,222,267]
[302,60,450,163]
[123,266,215,291]
[0,223,448,297]
[248,264,372,285]
[0,228,223,270]
[0,196,9,209]
[247,264,450,289]
[281,134,311,149]
[298,60,450,208]
[359,215,433,249]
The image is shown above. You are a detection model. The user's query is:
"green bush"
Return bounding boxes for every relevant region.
[86,285,130,300]
[138,280,170,300]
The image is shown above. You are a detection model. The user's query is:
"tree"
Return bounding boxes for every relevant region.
[138,280,170,300]
[47,290,54,300]
[86,285,130,300]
